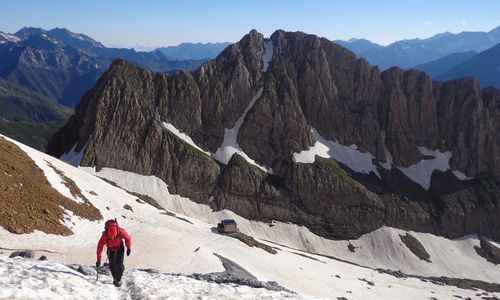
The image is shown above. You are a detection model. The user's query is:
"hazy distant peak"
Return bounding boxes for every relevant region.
[14,26,45,39]
[176,42,232,47]
[333,38,381,54]
[46,27,104,49]
[12,26,105,49]
[488,25,500,39]
[156,41,231,60]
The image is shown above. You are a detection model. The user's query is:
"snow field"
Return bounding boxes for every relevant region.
[1,134,499,299]
[0,256,319,300]
[79,165,500,283]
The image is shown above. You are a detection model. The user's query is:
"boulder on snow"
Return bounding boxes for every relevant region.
[399,234,431,263]
[38,255,47,261]
[9,250,34,259]
[67,264,97,276]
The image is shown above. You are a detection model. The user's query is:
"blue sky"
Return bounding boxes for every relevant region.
[1,0,499,49]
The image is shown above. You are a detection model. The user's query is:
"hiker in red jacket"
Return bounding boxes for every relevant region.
[96,219,131,287]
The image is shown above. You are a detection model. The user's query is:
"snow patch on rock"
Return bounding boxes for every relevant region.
[293,128,380,178]
[162,122,211,156]
[0,32,21,43]
[59,142,87,167]
[452,170,472,180]
[262,41,273,72]
[378,139,473,187]
[163,41,275,173]
[213,87,273,173]
[379,131,394,170]
[397,146,451,190]
[393,146,472,190]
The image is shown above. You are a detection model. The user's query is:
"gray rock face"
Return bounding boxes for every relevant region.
[265,31,499,175]
[48,30,500,241]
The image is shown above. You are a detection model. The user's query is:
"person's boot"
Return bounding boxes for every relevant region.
[113,279,121,287]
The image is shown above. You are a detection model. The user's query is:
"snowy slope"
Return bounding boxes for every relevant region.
[1,134,499,300]
[79,167,500,282]
[0,256,316,300]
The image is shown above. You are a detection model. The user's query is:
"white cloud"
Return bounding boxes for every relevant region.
[423,21,432,26]
[459,19,467,26]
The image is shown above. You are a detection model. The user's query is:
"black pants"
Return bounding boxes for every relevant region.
[107,245,125,282]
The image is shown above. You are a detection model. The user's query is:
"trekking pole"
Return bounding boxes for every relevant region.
[96,255,109,282]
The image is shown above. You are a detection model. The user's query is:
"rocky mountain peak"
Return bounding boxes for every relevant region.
[46,27,105,49]
[48,30,500,241]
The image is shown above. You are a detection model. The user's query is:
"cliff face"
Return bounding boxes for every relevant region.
[48,30,500,241]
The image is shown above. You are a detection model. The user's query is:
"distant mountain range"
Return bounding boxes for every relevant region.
[336,26,500,70]
[336,26,500,89]
[413,51,477,78]
[0,27,208,107]
[437,42,500,88]
[157,42,231,60]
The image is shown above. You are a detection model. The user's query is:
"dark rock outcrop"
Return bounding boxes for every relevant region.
[9,250,34,259]
[48,30,500,241]
[399,233,431,262]
[67,264,97,276]
[474,236,500,265]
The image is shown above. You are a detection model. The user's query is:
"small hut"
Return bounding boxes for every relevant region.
[217,219,238,234]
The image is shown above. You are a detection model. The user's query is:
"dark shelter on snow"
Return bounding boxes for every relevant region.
[217,219,238,234]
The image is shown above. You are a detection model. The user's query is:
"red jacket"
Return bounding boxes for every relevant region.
[97,227,131,261]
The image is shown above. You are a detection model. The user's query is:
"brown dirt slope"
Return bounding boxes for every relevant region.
[0,137,102,235]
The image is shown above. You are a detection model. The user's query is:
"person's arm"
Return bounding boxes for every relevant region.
[121,228,131,249]
[96,233,107,261]
[120,228,132,255]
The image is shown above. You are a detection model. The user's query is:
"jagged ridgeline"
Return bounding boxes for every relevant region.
[48,30,500,241]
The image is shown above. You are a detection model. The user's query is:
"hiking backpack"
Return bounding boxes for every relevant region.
[104,219,121,241]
